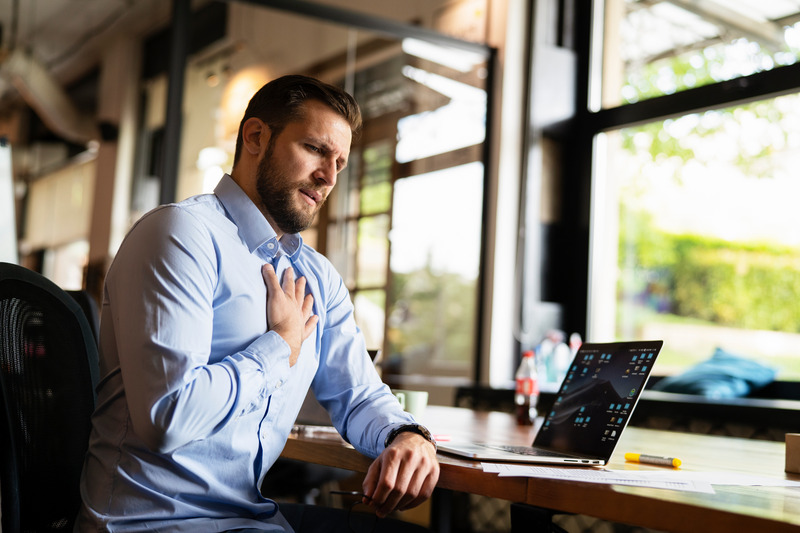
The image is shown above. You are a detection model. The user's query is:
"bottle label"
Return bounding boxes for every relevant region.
[515,377,539,396]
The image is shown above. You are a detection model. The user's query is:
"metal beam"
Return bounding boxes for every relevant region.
[230,0,491,55]
[589,61,800,132]
[159,0,190,204]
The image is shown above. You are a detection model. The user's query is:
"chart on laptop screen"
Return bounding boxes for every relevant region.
[535,342,659,458]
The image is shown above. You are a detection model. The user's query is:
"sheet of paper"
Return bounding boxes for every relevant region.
[634,470,800,487]
[481,463,800,493]
[481,464,716,493]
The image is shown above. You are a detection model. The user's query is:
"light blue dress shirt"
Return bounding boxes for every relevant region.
[76,174,416,532]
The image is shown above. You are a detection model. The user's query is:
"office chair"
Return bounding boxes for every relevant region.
[0,262,99,532]
[65,290,100,346]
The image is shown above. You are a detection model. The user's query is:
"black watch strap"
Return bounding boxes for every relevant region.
[384,423,437,451]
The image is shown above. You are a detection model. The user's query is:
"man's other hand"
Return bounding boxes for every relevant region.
[262,264,318,366]
[361,432,440,518]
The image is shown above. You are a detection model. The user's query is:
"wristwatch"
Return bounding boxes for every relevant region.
[385,423,437,451]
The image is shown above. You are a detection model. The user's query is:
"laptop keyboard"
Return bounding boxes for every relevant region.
[485,444,578,458]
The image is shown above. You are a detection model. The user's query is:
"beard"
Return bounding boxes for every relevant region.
[255,144,326,235]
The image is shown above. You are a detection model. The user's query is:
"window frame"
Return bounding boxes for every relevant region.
[539,1,800,342]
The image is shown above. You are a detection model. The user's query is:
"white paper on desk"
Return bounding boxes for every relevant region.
[481,463,716,493]
[635,470,800,487]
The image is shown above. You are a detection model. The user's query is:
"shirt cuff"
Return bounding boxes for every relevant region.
[239,330,292,394]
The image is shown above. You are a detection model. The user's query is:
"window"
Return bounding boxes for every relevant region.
[323,38,490,397]
[587,1,800,379]
[599,0,800,108]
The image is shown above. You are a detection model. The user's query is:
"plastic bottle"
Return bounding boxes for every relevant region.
[569,332,583,357]
[514,350,539,425]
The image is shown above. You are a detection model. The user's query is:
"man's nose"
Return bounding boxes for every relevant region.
[315,158,338,187]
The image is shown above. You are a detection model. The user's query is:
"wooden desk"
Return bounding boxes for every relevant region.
[281,406,800,532]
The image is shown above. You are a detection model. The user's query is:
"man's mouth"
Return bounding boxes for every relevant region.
[300,188,323,206]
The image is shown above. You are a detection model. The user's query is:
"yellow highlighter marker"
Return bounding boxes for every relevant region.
[625,452,681,468]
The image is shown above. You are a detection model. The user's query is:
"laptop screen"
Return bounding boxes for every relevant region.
[534,340,663,459]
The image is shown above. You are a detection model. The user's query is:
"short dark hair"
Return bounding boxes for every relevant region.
[232,74,362,166]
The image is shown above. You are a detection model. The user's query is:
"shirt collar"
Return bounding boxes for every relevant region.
[214,174,303,258]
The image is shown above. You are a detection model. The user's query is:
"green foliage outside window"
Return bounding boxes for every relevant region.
[386,265,476,372]
[621,208,800,333]
[616,33,800,344]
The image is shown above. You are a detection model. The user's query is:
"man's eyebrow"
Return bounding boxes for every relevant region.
[307,136,348,169]
[305,135,331,150]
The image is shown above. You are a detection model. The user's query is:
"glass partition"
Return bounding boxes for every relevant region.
[136,2,492,404]
[323,34,489,394]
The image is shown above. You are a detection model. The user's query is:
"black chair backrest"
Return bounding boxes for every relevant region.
[65,290,100,346]
[0,262,99,532]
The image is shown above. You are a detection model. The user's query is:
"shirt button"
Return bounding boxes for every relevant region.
[275,380,283,389]
[267,242,275,249]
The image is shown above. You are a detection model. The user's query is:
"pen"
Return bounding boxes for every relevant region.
[330,490,372,502]
[625,452,681,468]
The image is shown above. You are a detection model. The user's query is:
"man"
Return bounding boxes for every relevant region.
[76,75,439,532]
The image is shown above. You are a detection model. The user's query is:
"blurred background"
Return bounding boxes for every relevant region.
[2,0,800,406]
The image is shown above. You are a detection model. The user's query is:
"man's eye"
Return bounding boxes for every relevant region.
[307,144,322,153]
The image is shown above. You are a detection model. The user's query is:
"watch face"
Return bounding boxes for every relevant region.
[415,425,433,441]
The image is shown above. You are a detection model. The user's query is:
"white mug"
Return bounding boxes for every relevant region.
[393,389,428,419]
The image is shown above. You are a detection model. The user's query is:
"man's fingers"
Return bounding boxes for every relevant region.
[362,458,381,506]
[261,263,280,291]
[303,293,318,337]
[395,474,423,510]
[302,293,314,317]
[262,263,316,361]
[281,266,296,293]
[398,471,436,511]
[363,433,440,517]
[303,315,319,338]
[295,275,307,302]
[364,453,404,518]
[263,264,309,304]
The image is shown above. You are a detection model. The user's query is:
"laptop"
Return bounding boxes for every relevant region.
[438,340,663,466]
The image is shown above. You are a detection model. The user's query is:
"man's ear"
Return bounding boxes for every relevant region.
[241,117,270,156]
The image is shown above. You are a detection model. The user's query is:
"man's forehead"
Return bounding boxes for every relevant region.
[299,105,352,147]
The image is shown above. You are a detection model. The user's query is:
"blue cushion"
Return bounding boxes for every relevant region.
[651,347,777,399]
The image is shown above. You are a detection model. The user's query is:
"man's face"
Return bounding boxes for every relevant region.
[255,99,352,235]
